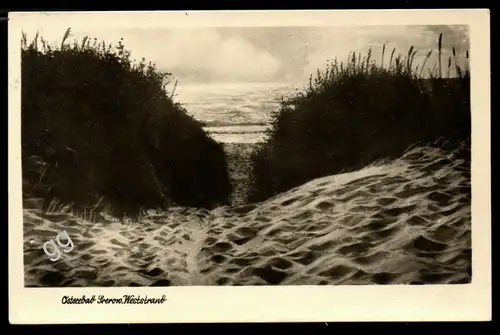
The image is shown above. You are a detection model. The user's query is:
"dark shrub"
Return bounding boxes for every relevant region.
[21,29,232,215]
[248,34,471,203]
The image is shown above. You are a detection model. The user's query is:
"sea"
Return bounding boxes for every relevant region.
[173,82,303,143]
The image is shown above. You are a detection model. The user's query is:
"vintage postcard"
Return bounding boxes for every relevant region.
[8,10,491,323]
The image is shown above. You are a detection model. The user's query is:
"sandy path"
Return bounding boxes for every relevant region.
[23,144,471,287]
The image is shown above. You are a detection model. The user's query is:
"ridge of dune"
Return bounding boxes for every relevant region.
[22,144,471,287]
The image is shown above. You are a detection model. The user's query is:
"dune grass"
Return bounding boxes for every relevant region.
[21,28,232,217]
[247,33,471,203]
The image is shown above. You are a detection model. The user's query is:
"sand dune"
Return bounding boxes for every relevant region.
[23,144,471,287]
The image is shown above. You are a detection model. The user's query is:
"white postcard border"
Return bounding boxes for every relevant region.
[8,9,491,323]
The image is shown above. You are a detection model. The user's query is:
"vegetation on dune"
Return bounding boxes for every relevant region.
[21,28,470,216]
[21,28,232,216]
[247,33,471,203]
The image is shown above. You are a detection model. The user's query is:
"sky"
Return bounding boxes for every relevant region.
[22,25,469,84]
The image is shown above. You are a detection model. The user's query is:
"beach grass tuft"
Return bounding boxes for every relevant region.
[247,33,470,203]
[21,28,232,217]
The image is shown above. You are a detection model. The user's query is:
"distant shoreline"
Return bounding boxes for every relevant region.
[208,131,269,144]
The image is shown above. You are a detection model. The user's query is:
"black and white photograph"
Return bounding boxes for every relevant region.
[8,10,491,323]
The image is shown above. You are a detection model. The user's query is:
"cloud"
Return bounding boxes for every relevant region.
[152,29,282,82]
[22,27,282,83]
